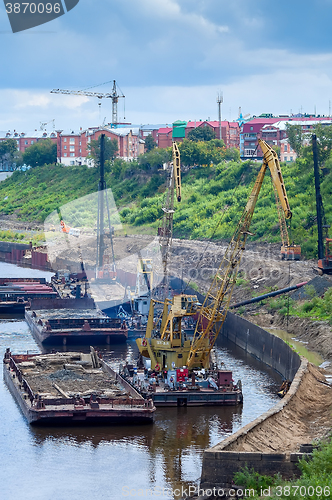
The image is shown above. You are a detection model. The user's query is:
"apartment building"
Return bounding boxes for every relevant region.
[0,130,57,152]
[57,127,145,166]
[241,116,332,160]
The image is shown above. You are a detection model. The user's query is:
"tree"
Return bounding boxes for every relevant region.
[187,126,216,142]
[87,135,119,167]
[138,148,171,171]
[178,138,226,166]
[311,123,332,163]
[23,139,57,167]
[285,123,303,156]
[144,134,157,152]
[0,139,23,170]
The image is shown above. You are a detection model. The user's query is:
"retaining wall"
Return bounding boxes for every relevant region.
[221,311,301,381]
[199,312,304,490]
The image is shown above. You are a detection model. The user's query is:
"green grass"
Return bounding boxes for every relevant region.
[233,438,332,499]
[0,148,331,260]
[267,289,332,325]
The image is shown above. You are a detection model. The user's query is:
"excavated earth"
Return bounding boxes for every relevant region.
[225,362,332,453]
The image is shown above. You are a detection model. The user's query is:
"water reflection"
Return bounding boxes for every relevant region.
[0,265,281,500]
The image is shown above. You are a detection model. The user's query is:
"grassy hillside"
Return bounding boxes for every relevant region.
[0,151,331,258]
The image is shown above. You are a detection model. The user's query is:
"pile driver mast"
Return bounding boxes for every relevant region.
[312,134,332,274]
[157,142,181,300]
[137,140,293,372]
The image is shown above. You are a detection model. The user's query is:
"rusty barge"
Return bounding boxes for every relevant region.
[25,298,128,346]
[121,365,243,407]
[3,349,155,425]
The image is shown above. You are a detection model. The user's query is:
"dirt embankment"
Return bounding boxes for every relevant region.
[225,362,332,453]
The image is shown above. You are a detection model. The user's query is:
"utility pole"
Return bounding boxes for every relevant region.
[217,92,223,140]
[312,134,324,260]
[97,134,106,270]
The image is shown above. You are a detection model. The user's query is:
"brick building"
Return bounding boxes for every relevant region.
[0,130,57,153]
[57,126,145,166]
[156,120,240,149]
[241,116,332,160]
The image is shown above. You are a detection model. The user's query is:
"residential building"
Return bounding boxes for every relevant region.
[0,130,57,153]
[241,116,332,160]
[56,126,144,166]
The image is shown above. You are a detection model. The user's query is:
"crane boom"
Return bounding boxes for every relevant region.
[186,140,292,369]
[137,140,293,373]
[50,80,124,126]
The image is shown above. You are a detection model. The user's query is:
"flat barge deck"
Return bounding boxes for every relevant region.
[25,307,128,346]
[3,349,155,425]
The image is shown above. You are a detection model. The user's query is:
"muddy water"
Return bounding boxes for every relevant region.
[265,327,323,366]
[0,263,282,500]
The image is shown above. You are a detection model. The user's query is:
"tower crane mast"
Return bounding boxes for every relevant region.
[50,80,125,126]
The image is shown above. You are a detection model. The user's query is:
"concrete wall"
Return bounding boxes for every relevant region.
[221,311,301,381]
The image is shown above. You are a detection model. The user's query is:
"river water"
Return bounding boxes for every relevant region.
[0,263,282,500]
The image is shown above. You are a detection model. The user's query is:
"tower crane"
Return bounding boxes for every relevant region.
[137,139,293,372]
[50,80,125,126]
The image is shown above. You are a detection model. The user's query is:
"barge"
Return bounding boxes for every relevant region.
[3,348,155,425]
[121,364,243,407]
[25,307,128,346]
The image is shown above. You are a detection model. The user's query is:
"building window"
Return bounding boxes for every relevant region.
[284,145,287,152]
[64,138,67,142]
[79,149,81,153]
[70,138,75,144]
[250,126,253,131]
[79,141,81,145]
[70,153,75,157]
[25,140,28,145]
[64,153,67,157]
[64,146,67,150]
[70,146,75,151]
[70,161,75,165]
[290,156,293,161]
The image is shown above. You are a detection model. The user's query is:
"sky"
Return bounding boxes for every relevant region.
[1,0,332,132]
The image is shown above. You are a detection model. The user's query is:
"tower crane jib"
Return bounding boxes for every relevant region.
[50,80,125,126]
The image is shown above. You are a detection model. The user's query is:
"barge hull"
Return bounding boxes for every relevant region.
[25,309,128,345]
[3,352,154,425]
[152,391,242,406]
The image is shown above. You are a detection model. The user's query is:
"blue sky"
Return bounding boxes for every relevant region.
[1,0,332,131]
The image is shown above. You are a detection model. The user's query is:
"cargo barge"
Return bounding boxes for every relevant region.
[25,306,128,346]
[121,364,243,407]
[3,348,155,425]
